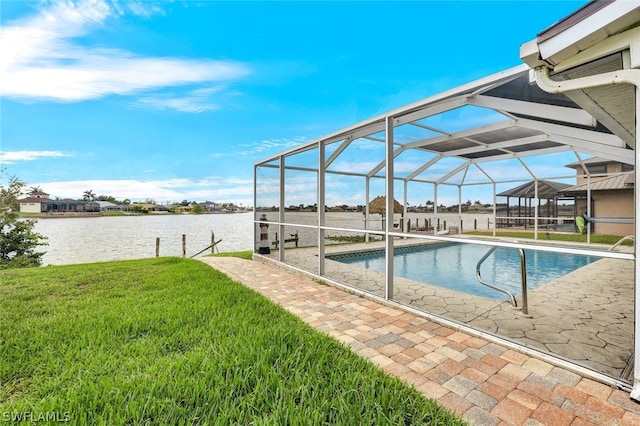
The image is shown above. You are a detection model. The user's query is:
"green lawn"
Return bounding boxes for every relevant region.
[208,250,253,260]
[0,258,464,425]
[466,230,633,246]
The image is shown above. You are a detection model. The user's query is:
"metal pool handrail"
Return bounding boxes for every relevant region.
[608,235,634,252]
[476,246,529,316]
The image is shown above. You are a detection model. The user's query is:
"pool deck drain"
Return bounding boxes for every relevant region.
[199,255,639,425]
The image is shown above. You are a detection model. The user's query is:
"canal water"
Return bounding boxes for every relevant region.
[32,212,493,266]
[33,213,255,266]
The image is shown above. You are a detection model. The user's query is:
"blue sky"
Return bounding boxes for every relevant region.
[1,0,586,207]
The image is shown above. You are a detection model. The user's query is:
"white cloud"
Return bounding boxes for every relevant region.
[236,137,307,157]
[0,150,70,164]
[136,86,227,113]
[123,2,165,18]
[0,0,250,103]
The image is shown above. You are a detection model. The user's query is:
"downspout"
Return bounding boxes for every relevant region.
[534,66,640,401]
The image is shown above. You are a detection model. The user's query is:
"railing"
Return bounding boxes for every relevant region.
[495,216,575,231]
[476,247,530,316]
[608,235,635,252]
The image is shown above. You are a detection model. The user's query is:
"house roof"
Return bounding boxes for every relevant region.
[18,197,45,203]
[496,180,572,199]
[523,0,640,68]
[535,0,613,45]
[562,173,634,193]
[19,198,100,204]
[58,198,94,203]
[564,156,618,169]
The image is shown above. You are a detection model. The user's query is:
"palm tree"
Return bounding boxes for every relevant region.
[28,185,43,196]
[83,190,96,201]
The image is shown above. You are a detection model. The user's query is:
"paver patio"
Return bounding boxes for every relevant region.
[199,255,640,425]
[277,238,634,380]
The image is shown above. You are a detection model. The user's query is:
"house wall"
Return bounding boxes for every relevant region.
[592,190,634,235]
[576,162,631,184]
[19,202,42,213]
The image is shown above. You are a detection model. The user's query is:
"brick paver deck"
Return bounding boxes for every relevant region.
[199,256,640,425]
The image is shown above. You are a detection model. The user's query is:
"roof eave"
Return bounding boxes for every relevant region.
[520,0,640,69]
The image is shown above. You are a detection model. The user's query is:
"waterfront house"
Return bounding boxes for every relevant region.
[18,191,51,213]
[42,199,101,213]
[199,201,217,212]
[19,195,101,214]
[97,201,130,212]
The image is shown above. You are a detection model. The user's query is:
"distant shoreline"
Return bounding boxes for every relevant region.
[20,211,251,219]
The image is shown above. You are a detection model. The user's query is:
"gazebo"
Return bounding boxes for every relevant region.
[496,180,574,229]
[366,196,403,230]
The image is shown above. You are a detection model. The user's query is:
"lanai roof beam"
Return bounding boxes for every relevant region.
[407,121,451,136]
[469,95,597,127]
[403,120,517,150]
[404,154,443,182]
[325,137,353,168]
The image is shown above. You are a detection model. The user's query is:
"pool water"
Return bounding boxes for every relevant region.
[331,243,598,300]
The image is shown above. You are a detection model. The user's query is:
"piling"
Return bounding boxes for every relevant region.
[258,214,271,254]
[156,237,160,257]
[182,234,186,257]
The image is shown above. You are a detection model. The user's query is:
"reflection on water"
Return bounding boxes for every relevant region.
[33,213,254,266]
[33,212,494,266]
[265,212,494,247]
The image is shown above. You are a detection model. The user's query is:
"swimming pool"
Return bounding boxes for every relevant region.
[329,243,599,300]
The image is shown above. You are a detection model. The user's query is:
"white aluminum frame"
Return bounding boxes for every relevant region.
[253,62,637,396]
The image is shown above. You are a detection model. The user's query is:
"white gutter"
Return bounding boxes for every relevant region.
[534,65,640,402]
[534,66,640,97]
